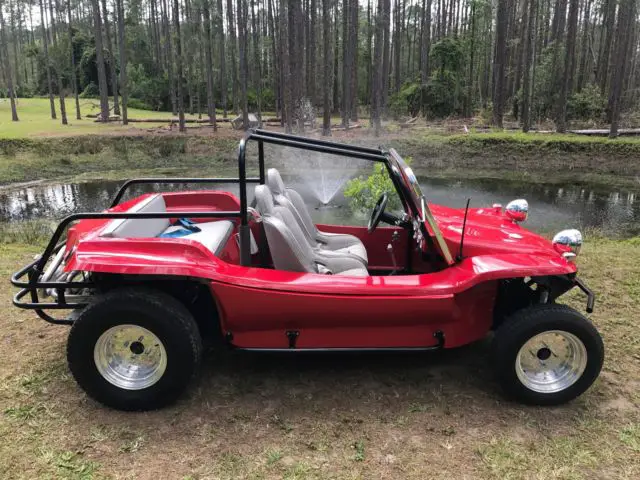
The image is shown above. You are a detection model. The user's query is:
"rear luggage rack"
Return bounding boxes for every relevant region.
[11,211,243,324]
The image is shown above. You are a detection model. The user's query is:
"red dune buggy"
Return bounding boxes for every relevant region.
[12,130,603,410]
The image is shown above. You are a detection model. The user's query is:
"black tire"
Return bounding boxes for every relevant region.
[492,304,604,406]
[67,287,202,411]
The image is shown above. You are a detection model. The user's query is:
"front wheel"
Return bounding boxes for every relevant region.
[492,304,604,406]
[67,288,202,411]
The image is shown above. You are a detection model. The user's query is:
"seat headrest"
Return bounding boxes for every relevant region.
[267,168,286,195]
[254,185,275,215]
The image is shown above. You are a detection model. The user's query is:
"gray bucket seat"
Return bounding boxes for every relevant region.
[255,185,368,276]
[267,168,368,264]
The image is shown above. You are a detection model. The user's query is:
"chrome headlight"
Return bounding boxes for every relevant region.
[506,199,528,223]
[553,229,583,261]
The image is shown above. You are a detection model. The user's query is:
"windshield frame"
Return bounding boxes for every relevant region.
[387,149,455,266]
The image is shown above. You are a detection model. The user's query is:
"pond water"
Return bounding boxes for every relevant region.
[0,175,638,237]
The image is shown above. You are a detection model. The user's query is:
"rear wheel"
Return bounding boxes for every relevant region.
[492,304,604,406]
[67,288,202,411]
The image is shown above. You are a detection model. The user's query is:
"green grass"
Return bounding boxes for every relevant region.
[0,97,228,138]
[0,238,639,478]
[0,135,240,184]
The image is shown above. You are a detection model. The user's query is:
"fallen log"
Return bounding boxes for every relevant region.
[569,128,640,136]
[129,118,231,123]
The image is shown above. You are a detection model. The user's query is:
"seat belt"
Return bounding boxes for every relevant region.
[177,218,202,233]
[159,218,202,238]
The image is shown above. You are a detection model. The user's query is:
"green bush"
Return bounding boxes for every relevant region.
[344,164,404,213]
[80,82,99,98]
[389,82,423,118]
[127,98,154,111]
[423,71,461,118]
[568,85,605,121]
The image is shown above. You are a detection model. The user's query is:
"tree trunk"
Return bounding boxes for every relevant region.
[49,0,67,125]
[350,0,359,121]
[216,0,227,117]
[332,0,339,113]
[116,0,127,124]
[609,0,634,137]
[281,0,292,131]
[372,0,384,135]
[393,0,400,93]
[66,0,81,119]
[0,0,18,121]
[464,0,475,117]
[47,0,56,43]
[39,0,57,119]
[251,0,262,121]
[238,0,249,128]
[162,0,177,114]
[101,0,120,115]
[268,0,282,119]
[381,0,391,112]
[288,0,303,131]
[420,0,431,83]
[172,0,185,131]
[322,0,331,135]
[492,0,509,127]
[341,0,351,128]
[556,0,579,132]
[309,0,317,105]
[90,0,109,121]
[202,0,217,127]
[226,0,238,113]
[576,0,592,91]
[597,0,617,95]
[522,0,536,131]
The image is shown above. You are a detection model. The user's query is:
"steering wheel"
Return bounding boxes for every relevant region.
[368,193,389,233]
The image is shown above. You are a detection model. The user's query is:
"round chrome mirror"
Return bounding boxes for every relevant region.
[506,199,528,223]
[553,229,583,255]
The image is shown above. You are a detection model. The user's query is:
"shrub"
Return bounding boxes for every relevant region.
[568,85,605,121]
[127,98,154,111]
[423,71,460,118]
[80,82,99,98]
[389,82,423,118]
[344,164,405,213]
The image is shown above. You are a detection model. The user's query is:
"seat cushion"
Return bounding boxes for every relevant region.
[318,232,368,263]
[101,194,170,238]
[162,220,234,256]
[334,267,369,276]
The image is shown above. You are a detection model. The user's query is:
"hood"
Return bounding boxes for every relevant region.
[429,204,561,258]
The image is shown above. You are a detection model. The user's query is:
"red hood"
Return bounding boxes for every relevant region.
[430,204,561,258]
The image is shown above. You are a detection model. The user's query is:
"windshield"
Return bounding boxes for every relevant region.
[388,149,454,265]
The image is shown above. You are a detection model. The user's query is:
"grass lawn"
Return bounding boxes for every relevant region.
[0,98,235,139]
[0,236,639,479]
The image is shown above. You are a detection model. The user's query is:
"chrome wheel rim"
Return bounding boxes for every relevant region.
[94,325,167,390]
[515,330,587,394]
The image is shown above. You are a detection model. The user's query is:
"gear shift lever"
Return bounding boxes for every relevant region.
[387,231,400,275]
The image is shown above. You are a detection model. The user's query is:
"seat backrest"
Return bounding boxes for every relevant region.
[267,168,319,242]
[255,185,317,273]
[101,194,170,238]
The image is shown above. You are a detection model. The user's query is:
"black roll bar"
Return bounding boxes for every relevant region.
[13,129,395,321]
[251,128,384,155]
[110,177,261,208]
[236,130,388,267]
[246,133,387,162]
